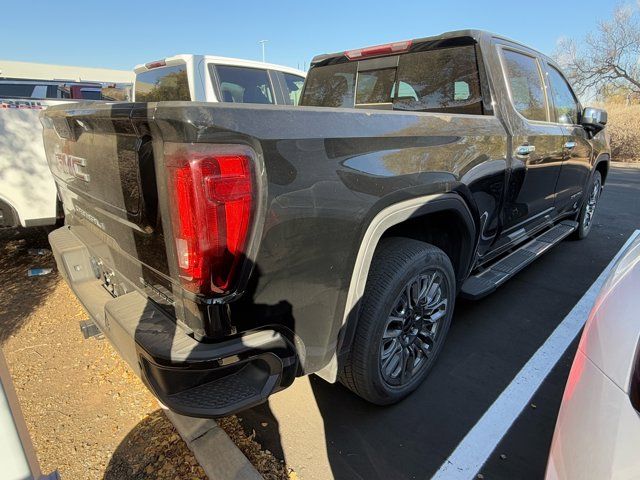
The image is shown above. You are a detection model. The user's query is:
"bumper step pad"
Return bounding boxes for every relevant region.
[461,220,578,300]
[154,362,281,418]
[171,372,261,410]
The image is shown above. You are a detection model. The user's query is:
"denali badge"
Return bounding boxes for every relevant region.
[54,152,90,182]
[74,204,105,231]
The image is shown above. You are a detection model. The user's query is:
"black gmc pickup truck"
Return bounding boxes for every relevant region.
[41,30,609,417]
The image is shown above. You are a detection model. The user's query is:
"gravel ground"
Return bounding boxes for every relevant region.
[218,416,294,480]
[0,227,293,480]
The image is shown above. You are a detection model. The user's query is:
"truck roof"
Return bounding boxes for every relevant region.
[134,54,306,77]
[310,29,550,66]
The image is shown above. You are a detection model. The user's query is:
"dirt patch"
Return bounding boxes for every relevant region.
[218,416,295,480]
[104,410,206,479]
[1,227,291,479]
[0,227,57,343]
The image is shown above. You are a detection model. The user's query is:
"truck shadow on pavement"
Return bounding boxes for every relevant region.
[235,297,537,480]
[0,227,58,345]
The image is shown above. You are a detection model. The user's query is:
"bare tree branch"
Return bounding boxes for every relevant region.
[554,3,640,102]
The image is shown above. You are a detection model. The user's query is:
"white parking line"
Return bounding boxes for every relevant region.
[433,230,640,480]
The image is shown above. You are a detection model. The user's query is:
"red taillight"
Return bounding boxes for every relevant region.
[165,143,255,295]
[145,60,167,69]
[344,40,412,60]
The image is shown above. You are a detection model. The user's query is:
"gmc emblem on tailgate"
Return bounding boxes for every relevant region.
[54,152,90,182]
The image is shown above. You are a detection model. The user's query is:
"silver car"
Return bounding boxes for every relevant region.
[546,234,640,479]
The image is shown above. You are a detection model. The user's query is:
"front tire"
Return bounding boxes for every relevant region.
[574,170,602,240]
[339,238,456,405]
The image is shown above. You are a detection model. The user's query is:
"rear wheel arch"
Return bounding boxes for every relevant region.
[379,207,475,283]
[314,193,478,383]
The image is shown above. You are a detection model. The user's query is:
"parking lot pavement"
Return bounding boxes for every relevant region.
[238,166,640,480]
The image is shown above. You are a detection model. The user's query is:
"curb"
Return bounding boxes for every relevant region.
[162,406,262,480]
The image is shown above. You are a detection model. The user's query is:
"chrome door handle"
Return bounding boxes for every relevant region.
[564,141,577,150]
[516,144,536,156]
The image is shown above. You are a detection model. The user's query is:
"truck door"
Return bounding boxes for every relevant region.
[544,62,593,215]
[499,47,565,239]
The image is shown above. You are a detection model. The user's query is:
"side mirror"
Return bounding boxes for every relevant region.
[581,107,607,134]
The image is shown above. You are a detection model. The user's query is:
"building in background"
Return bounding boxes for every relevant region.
[0,60,134,100]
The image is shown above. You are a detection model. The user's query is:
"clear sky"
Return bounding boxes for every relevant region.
[0,0,619,72]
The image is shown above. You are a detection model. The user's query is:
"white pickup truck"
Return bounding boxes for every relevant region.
[133,54,306,104]
[0,56,304,228]
[0,79,116,228]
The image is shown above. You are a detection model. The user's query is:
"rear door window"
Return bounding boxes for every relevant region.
[214,65,275,104]
[135,64,191,101]
[502,49,548,122]
[301,44,484,115]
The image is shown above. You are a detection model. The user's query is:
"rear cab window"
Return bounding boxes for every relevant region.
[301,42,486,115]
[135,63,191,101]
[211,65,275,104]
[301,62,356,108]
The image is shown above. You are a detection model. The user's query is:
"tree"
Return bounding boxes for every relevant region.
[555,4,640,102]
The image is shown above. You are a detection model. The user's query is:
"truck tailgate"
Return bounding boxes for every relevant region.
[41,101,271,338]
[41,103,175,320]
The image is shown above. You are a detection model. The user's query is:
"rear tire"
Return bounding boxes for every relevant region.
[574,171,602,240]
[339,238,455,405]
